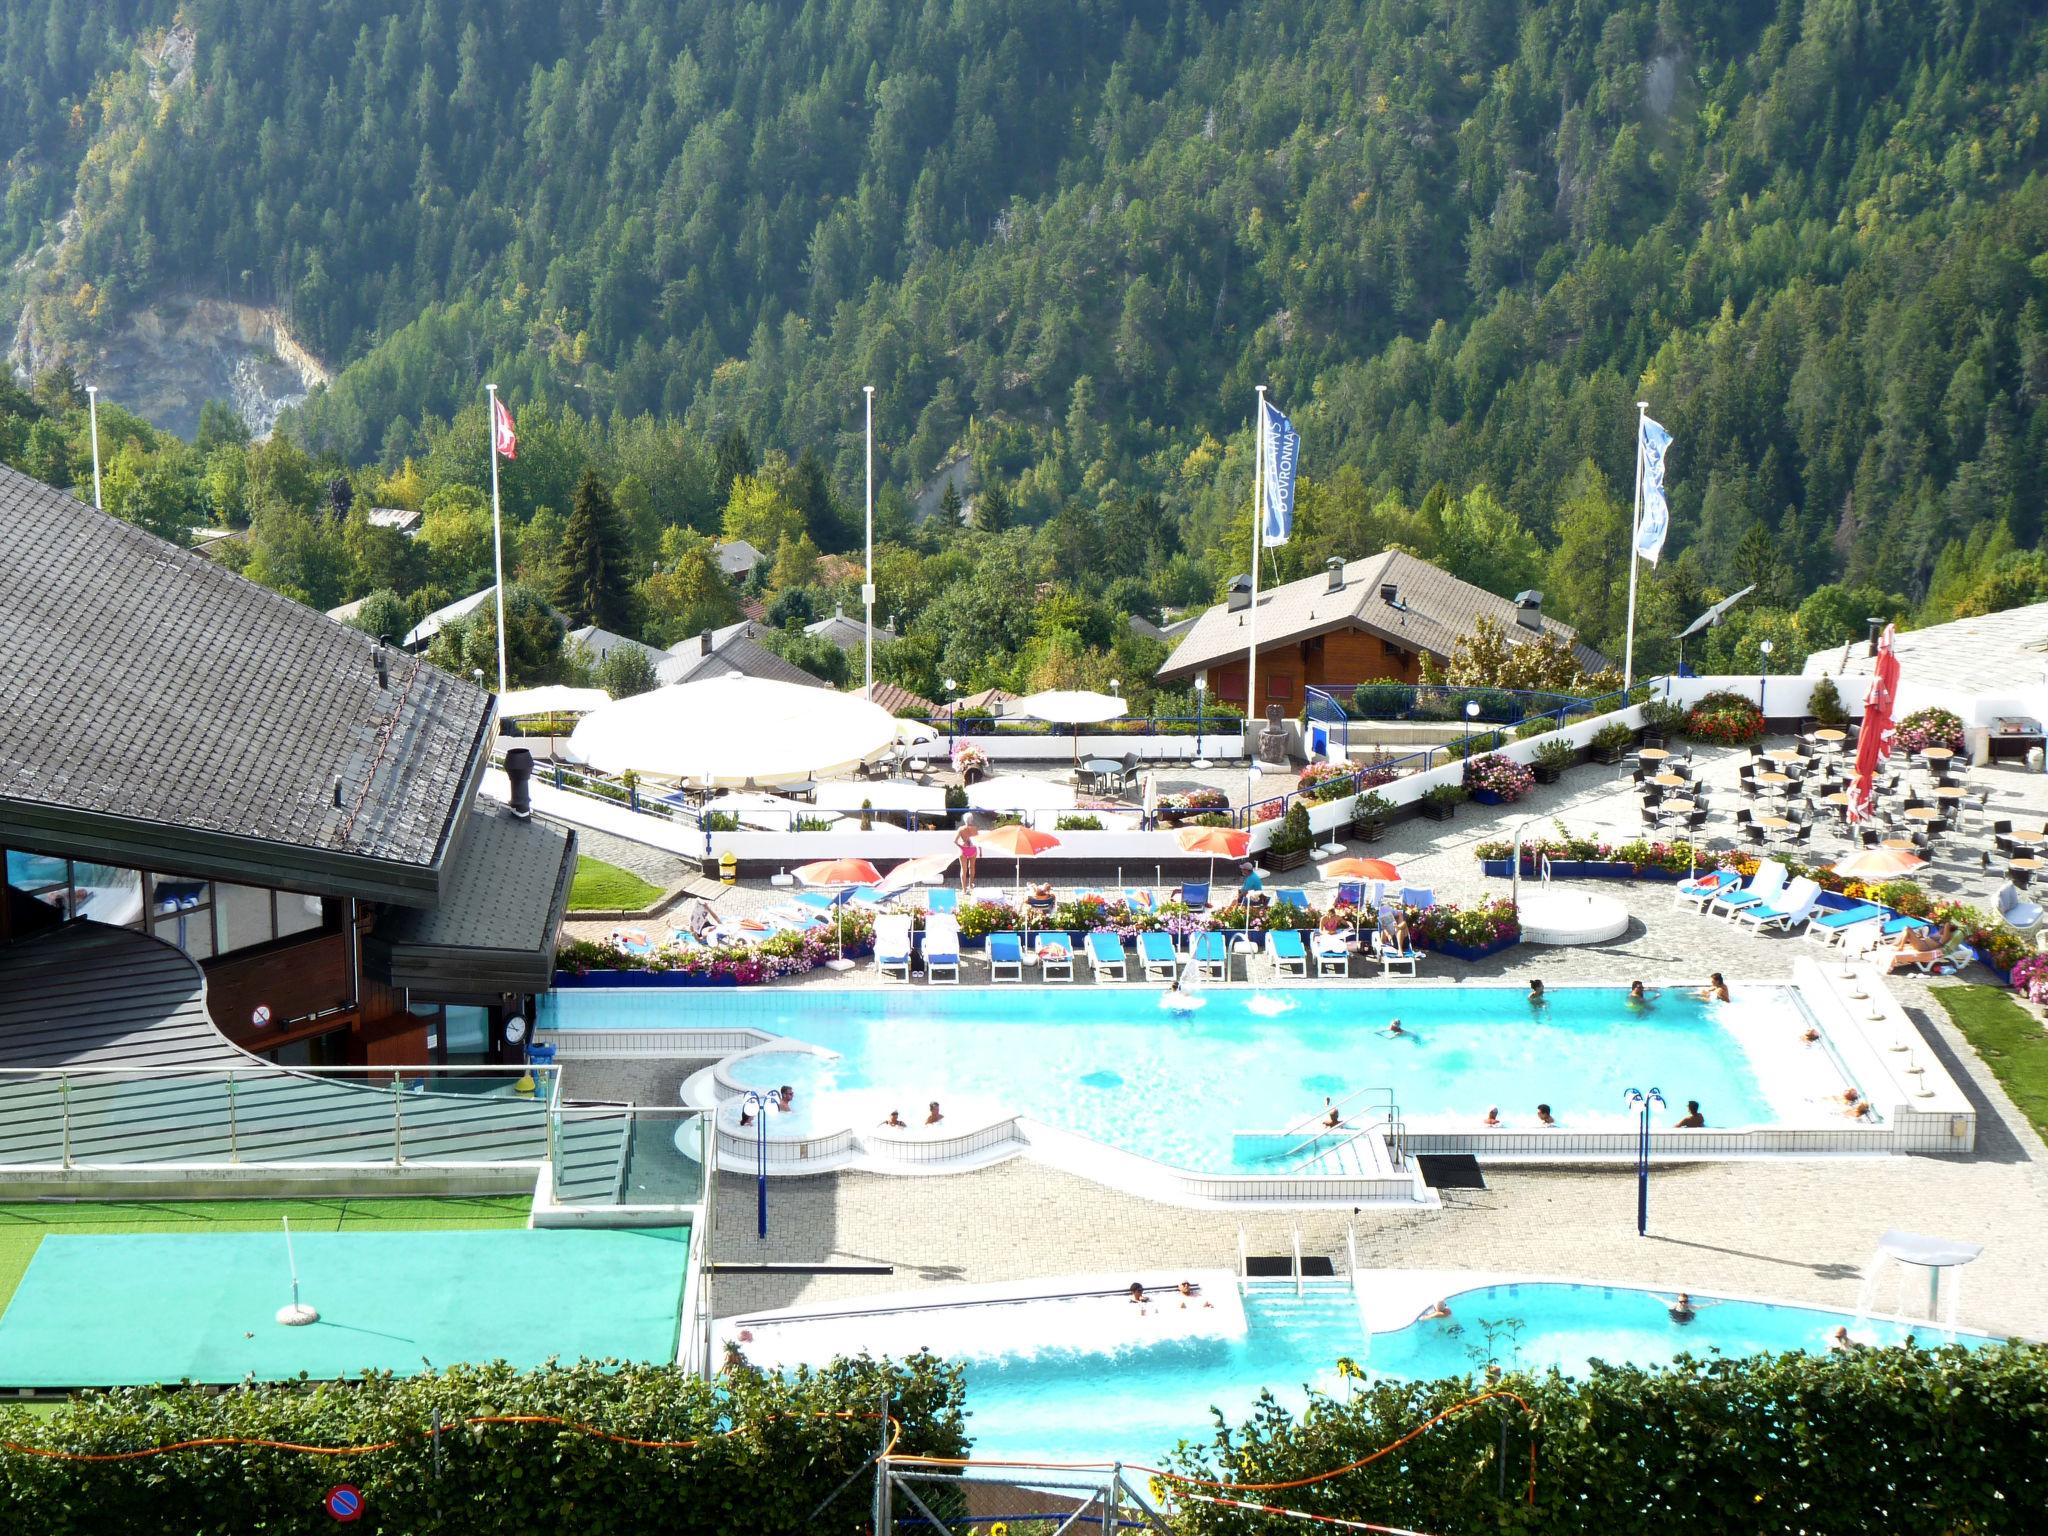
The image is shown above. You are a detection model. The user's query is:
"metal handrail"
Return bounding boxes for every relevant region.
[1272,1085,1395,1158]
[1291,1103,1405,1177]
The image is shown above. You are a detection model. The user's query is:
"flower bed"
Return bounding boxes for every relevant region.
[1895,707,1964,754]
[1475,833,1704,881]
[1407,897,1521,959]
[557,912,875,984]
[1463,753,1535,804]
[2012,954,2048,1007]
[1684,690,1766,744]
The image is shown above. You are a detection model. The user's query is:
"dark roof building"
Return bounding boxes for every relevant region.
[0,465,574,1071]
[804,606,894,654]
[565,625,669,670]
[713,538,766,578]
[655,621,828,689]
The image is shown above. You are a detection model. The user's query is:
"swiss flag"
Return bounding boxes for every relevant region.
[492,395,517,460]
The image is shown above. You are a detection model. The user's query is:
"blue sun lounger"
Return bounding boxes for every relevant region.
[1085,931,1127,981]
[989,931,1023,982]
[1194,930,1231,981]
[1269,928,1308,977]
[1035,931,1075,981]
[1805,902,1886,945]
[1138,931,1179,982]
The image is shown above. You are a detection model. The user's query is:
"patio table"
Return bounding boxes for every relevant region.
[1919,747,1955,763]
[1650,773,1687,788]
[1881,838,1917,852]
[1812,729,1847,743]
[1902,806,1940,822]
[1764,749,1804,764]
[1637,747,1670,762]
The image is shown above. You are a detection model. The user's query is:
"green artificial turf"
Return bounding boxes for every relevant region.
[1931,983,2048,1138]
[0,1196,529,1317]
[568,855,664,912]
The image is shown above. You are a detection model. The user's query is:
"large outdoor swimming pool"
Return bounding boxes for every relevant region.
[542,983,1852,1173]
[726,1279,2000,1465]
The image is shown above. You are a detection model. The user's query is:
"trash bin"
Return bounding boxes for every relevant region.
[720,850,739,886]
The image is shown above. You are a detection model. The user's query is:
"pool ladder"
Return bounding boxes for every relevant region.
[1237,1223,1366,1299]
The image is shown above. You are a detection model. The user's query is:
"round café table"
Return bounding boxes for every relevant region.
[1903,806,1941,822]
[1755,772,1791,788]
[1638,747,1671,762]
[1812,729,1847,743]
[1819,791,1852,806]
[1932,786,1966,801]
[1662,799,1697,816]
[1755,816,1793,834]
[1880,837,1917,852]
[1765,748,1803,764]
[1919,747,1955,763]
[1651,773,1688,788]
[2010,857,2043,873]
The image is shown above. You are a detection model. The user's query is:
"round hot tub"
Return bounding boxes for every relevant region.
[1518,890,1631,945]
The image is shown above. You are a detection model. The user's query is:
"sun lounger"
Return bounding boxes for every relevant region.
[844,884,886,908]
[1805,902,1886,945]
[1674,868,1740,910]
[1734,876,1820,932]
[1372,930,1419,977]
[874,914,914,982]
[989,931,1024,982]
[924,888,958,914]
[1269,928,1308,978]
[1035,931,1075,981]
[1138,930,1179,982]
[1398,887,1435,910]
[1711,860,1788,918]
[923,913,960,984]
[1879,932,1946,974]
[1274,890,1310,912]
[1085,931,1127,981]
[1194,930,1231,981]
[1180,880,1210,911]
[1334,880,1365,908]
[1312,932,1351,978]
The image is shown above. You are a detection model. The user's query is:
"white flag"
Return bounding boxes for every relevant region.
[1636,416,1672,564]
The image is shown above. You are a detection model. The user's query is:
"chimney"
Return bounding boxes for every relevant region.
[1866,617,1884,657]
[332,777,344,809]
[1514,590,1544,631]
[699,629,714,656]
[1225,575,1253,614]
[1325,558,1344,594]
[505,748,534,820]
[1379,582,1399,605]
[373,640,389,690]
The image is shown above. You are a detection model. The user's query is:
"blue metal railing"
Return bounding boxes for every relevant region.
[1323,682,1609,723]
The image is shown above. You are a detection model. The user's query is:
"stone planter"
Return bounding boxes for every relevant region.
[1351,816,1389,843]
[1418,800,1456,822]
[1265,846,1312,872]
[555,968,741,988]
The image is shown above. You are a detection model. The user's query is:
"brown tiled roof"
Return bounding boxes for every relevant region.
[863,682,937,715]
[931,687,1015,718]
[1157,549,1608,679]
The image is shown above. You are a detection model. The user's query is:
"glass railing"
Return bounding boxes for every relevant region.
[547,1104,709,1210]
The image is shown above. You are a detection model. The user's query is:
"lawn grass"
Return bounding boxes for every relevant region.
[1931,983,2048,1137]
[568,855,664,912]
[0,1196,529,1317]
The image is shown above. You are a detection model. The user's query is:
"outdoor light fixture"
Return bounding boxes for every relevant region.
[1192,677,1212,769]
[1757,639,1774,710]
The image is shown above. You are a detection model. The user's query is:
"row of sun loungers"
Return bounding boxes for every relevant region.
[872,915,1422,985]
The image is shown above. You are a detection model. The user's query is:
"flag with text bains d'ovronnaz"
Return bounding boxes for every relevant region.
[1636,415,1672,563]
[1260,397,1299,547]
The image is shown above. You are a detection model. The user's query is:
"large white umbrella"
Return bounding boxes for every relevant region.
[564,676,898,787]
[965,776,1079,813]
[894,719,941,746]
[697,791,835,830]
[498,685,611,720]
[1010,690,1128,725]
[813,780,947,814]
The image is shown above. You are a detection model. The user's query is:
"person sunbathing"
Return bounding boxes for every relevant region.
[1880,928,1946,972]
[1026,881,1057,912]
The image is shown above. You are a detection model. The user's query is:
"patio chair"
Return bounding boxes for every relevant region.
[1805,902,1887,946]
[923,913,961,984]
[1085,930,1127,981]
[1035,931,1075,981]
[1269,928,1308,978]
[875,914,914,983]
[1673,868,1740,910]
[1274,889,1310,911]
[1334,880,1365,908]
[1312,930,1352,978]
[1398,887,1435,910]
[1997,881,2045,936]
[1711,860,1788,918]
[1138,930,1180,982]
[1733,876,1821,932]
[1194,931,1232,981]
[989,931,1025,982]
[1180,880,1211,911]
[925,888,958,914]
[1372,930,1420,977]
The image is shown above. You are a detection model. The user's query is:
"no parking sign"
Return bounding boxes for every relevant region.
[325,1485,364,1523]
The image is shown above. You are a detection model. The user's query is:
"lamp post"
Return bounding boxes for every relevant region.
[85,385,103,510]
[742,1090,772,1239]
[1623,1087,1666,1236]
[1757,639,1773,713]
[1193,677,1211,770]
[943,678,957,749]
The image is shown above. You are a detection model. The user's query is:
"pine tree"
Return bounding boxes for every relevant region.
[712,428,754,510]
[554,470,634,631]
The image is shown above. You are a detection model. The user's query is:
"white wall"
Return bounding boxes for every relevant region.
[955,732,1243,762]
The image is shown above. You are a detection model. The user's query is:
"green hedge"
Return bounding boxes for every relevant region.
[0,1357,963,1535]
[1163,1344,2048,1535]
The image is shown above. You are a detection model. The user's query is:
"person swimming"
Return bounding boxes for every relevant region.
[881,1109,906,1128]
[1421,1298,1452,1320]
[1627,980,1652,1007]
[1699,972,1730,1003]
[1528,978,1546,1006]
[1383,1017,1405,1037]
[1484,1106,1501,1127]
[924,1100,944,1125]
[1536,1103,1556,1126]
[1668,1292,1697,1323]
[1323,1101,1342,1128]
[1674,1100,1705,1128]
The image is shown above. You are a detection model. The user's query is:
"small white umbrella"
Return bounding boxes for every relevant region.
[894,719,941,746]
[965,776,1079,814]
[497,685,611,719]
[1010,689,1129,765]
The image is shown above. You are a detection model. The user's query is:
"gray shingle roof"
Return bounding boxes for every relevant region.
[1157,549,1607,679]
[566,625,669,667]
[803,610,893,652]
[1800,601,2048,697]
[714,538,764,576]
[655,623,827,688]
[0,922,242,1069]
[0,466,492,884]
[401,587,493,648]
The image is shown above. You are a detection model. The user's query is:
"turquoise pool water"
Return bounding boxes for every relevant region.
[544,984,1822,1172]
[922,1283,1993,1464]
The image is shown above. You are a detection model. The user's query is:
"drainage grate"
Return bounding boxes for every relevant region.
[1416,1154,1487,1190]
[1245,1255,1337,1278]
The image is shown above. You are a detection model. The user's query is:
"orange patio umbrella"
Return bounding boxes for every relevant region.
[1320,856,1401,883]
[975,823,1061,900]
[1176,823,1251,886]
[1830,848,1926,879]
[792,856,885,969]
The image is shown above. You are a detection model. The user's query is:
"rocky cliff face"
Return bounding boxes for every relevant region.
[9,294,330,442]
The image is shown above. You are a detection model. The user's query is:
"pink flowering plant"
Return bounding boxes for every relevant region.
[1462,752,1536,802]
[2010,953,2048,1005]
[950,740,991,775]
[1894,707,1964,754]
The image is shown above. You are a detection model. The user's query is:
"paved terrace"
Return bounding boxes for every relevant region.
[549,741,2048,1343]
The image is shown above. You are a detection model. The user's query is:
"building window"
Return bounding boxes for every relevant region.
[149,877,214,960]
[1268,673,1294,701]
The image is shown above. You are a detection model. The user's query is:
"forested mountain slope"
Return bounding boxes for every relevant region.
[4,0,2047,655]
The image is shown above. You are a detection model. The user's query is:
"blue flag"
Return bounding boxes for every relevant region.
[1636,415,1672,564]
[1260,398,1299,547]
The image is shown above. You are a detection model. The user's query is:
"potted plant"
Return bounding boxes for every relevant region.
[1589,722,1635,764]
[951,739,991,784]
[1351,790,1395,842]
[1532,738,1576,784]
[1265,802,1314,870]
[1418,783,1464,822]
[1808,674,1847,727]
[1463,753,1536,804]
[1895,707,1964,754]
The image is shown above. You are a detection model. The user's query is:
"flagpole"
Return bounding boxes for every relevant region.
[1246,386,1267,764]
[486,383,508,696]
[1622,399,1647,689]
[85,385,103,509]
[862,385,875,696]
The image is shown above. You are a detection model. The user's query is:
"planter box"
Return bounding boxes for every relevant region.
[1351,817,1389,843]
[1426,935,1519,962]
[1480,859,1689,882]
[1418,801,1457,822]
[1532,765,1563,784]
[1590,745,1626,765]
[1265,847,1312,872]
[1470,788,1505,805]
